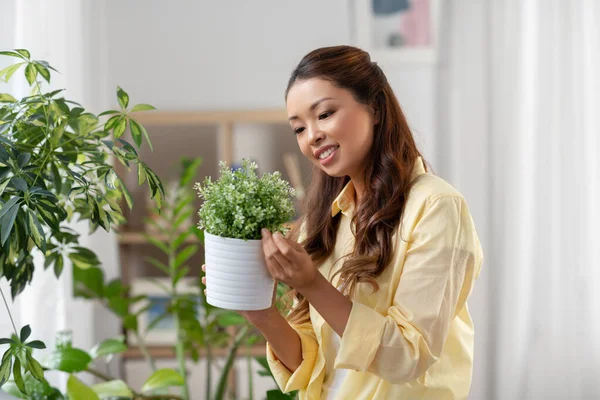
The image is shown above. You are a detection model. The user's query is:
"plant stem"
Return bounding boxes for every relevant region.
[247,343,254,400]
[169,226,190,400]
[206,343,212,400]
[136,331,157,372]
[86,367,116,381]
[0,286,18,337]
[173,312,190,400]
[214,325,250,400]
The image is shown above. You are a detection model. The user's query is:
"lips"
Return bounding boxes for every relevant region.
[314,145,339,160]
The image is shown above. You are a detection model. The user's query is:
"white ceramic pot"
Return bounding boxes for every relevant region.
[204,232,274,310]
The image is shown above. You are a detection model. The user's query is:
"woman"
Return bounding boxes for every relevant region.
[204,45,483,399]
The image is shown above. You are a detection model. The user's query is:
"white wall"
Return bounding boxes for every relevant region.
[89,0,437,159]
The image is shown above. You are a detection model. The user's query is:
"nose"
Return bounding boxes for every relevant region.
[307,125,325,146]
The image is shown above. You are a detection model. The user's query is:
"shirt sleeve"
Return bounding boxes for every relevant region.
[334,195,483,383]
[266,320,319,393]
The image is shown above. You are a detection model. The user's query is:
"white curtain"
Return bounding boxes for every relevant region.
[0,0,120,391]
[437,0,600,399]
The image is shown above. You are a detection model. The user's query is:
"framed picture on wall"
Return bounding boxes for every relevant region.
[350,0,440,65]
[128,277,203,345]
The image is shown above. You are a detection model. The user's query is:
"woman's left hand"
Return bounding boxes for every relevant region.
[261,228,318,291]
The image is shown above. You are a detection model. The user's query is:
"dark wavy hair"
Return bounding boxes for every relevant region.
[285,45,425,324]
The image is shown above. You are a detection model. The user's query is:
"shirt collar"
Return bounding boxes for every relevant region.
[331,180,356,217]
[330,157,427,218]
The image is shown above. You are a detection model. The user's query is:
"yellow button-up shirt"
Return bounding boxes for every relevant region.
[267,158,483,399]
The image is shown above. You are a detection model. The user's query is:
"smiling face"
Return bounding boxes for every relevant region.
[286,78,377,194]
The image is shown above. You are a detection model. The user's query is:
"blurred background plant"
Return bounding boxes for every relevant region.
[0,49,295,400]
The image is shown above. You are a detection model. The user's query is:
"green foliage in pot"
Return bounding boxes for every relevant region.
[194,159,295,240]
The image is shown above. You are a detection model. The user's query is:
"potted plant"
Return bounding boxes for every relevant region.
[0,49,173,399]
[194,159,295,311]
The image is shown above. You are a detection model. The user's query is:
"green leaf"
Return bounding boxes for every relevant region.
[24,340,46,349]
[28,210,46,252]
[144,257,170,275]
[51,162,62,194]
[17,153,30,168]
[11,177,27,192]
[123,315,138,332]
[0,180,10,197]
[12,357,25,394]
[19,326,31,343]
[131,104,156,112]
[104,169,117,190]
[0,338,15,345]
[98,109,120,117]
[116,86,129,109]
[25,351,44,382]
[129,119,143,148]
[34,63,50,83]
[44,348,92,373]
[24,64,37,86]
[104,279,124,298]
[73,266,104,298]
[89,337,127,360]
[174,245,197,269]
[13,49,30,59]
[117,178,133,209]
[54,254,64,278]
[216,312,247,327]
[0,62,25,83]
[0,94,17,103]
[144,235,169,254]
[104,115,121,131]
[141,368,184,393]
[172,230,191,250]
[1,198,21,246]
[137,163,147,185]
[69,247,100,269]
[0,350,12,387]
[91,379,133,399]
[173,266,190,286]
[113,118,127,138]
[67,375,100,400]
[0,51,22,58]
[174,209,193,230]
[267,390,295,400]
[180,157,203,187]
[107,297,128,317]
[134,119,153,152]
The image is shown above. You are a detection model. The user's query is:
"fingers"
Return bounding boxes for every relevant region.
[272,231,302,259]
[261,229,292,279]
[202,264,207,296]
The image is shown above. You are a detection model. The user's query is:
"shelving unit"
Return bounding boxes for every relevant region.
[113,109,308,397]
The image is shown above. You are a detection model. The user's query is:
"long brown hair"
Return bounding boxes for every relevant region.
[286,46,424,324]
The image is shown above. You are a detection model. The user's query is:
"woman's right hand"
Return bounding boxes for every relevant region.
[201,264,278,326]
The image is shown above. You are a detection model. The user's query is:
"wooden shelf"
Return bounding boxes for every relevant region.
[117,232,202,245]
[131,109,289,126]
[122,344,266,360]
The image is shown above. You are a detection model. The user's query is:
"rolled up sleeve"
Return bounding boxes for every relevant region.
[334,195,483,383]
[266,321,319,393]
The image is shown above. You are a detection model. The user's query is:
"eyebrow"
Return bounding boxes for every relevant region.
[288,97,334,122]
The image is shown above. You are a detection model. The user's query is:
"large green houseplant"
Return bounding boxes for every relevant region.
[0,49,174,398]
